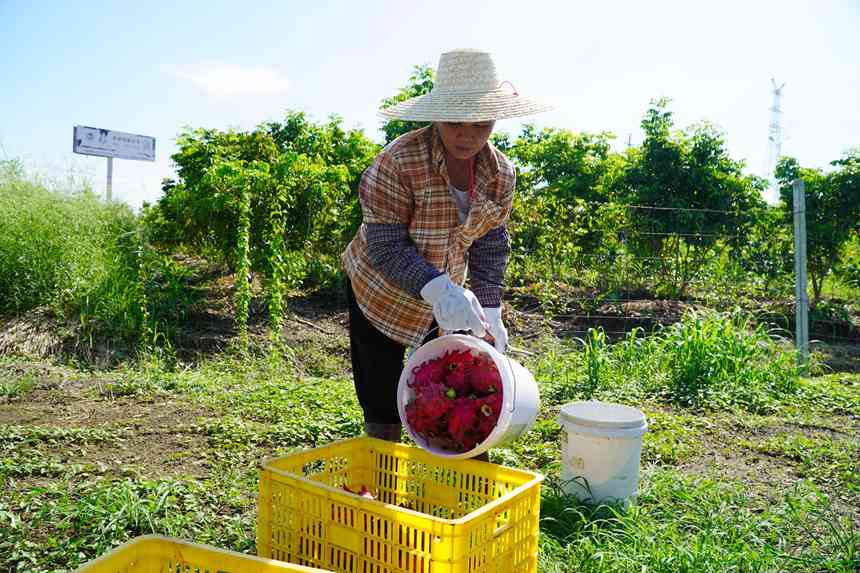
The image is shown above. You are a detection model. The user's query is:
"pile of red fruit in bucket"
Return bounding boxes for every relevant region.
[404,349,503,452]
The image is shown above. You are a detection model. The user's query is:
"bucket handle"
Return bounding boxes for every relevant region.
[504,356,517,413]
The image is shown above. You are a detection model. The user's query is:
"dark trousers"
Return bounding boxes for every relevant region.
[346,280,437,425]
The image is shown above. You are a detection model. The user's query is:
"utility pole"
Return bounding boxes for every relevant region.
[765,79,785,204]
[793,179,809,371]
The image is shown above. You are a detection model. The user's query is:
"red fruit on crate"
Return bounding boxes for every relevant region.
[342,483,376,500]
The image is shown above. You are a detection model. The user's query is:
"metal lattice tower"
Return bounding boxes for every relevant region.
[765,78,785,204]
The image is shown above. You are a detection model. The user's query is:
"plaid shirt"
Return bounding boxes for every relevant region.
[342,125,515,347]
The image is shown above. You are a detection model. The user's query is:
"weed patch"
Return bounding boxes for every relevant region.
[0,476,255,571]
[539,470,858,573]
[527,310,800,415]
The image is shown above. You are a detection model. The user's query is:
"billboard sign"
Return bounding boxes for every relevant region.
[73,125,155,161]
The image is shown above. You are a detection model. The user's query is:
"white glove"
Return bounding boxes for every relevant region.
[484,307,508,353]
[420,274,486,337]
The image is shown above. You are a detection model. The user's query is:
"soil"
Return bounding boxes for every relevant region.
[0,359,213,479]
[679,413,860,526]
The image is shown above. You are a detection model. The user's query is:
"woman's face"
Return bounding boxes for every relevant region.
[436,121,495,160]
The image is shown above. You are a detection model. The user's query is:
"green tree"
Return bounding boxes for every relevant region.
[380,64,434,144]
[501,125,629,289]
[736,205,793,295]
[829,148,860,237]
[776,150,860,306]
[613,98,765,297]
[145,112,379,284]
[143,112,380,338]
[503,125,617,203]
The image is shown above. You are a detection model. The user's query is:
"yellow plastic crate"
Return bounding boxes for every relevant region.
[75,535,331,573]
[257,437,543,573]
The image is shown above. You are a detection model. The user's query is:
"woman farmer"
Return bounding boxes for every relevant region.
[342,49,551,445]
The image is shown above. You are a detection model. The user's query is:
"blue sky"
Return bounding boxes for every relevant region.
[1,0,858,209]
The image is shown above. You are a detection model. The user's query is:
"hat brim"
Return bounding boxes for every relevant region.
[378,89,553,122]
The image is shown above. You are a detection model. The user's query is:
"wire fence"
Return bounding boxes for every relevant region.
[506,195,860,349]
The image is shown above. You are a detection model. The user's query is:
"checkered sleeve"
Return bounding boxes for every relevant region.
[467,225,511,308]
[358,149,414,225]
[365,223,443,296]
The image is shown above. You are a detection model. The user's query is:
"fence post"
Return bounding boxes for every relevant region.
[792,179,809,371]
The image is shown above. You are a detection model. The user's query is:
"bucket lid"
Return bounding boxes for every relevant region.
[559,401,646,430]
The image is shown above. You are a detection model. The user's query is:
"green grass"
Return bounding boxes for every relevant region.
[639,410,704,465]
[0,310,858,572]
[0,477,256,570]
[0,425,123,483]
[539,471,858,573]
[0,161,198,351]
[792,374,860,417]
[529,310,800,414]
[0,160,132,317]
[0,370,36,401]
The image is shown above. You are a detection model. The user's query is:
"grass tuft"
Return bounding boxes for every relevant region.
[530,309,800,414]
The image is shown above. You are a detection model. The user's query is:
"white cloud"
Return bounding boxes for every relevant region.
[166,62,290,99]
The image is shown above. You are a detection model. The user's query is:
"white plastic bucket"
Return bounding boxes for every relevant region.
[557,401,648,504]
[397,334,540,459]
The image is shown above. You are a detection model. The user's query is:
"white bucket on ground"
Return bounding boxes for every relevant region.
[557,401,648,504]
[397,334,540,459]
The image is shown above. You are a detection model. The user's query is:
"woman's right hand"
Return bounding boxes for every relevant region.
[420,274,487,337]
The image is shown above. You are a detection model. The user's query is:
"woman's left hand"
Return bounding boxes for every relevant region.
[483,307,508,353]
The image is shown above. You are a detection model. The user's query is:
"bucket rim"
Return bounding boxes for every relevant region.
[558,400,646,430]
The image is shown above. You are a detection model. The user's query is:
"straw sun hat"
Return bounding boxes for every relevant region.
[378,49,553,122]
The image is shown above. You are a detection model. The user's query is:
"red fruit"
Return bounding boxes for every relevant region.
[343,484,376,500]
[441,349,474,372]
[476,414,496,440]
[406,401,438,435]
[411,357,445,389]
[476,392,502,418]
[459,435,478,452]
[470,355,501,394]
[411,376,453,418]
[448,397,478,447]
[406,350,505,453]
[445,364,470,394]
[417,390,454,419]
[442,350,477,393]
